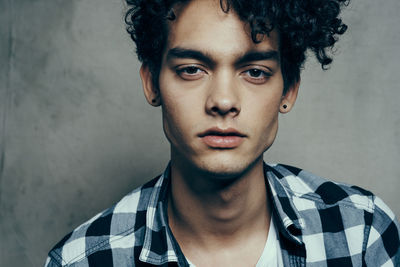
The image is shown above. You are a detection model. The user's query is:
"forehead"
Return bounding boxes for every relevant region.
[166,0,279,58]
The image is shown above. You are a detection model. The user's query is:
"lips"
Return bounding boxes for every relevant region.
[198,127,246,148]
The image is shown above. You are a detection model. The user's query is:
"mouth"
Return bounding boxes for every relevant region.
[198,127,246,148]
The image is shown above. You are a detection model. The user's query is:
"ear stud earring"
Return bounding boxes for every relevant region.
[283,104,288,109]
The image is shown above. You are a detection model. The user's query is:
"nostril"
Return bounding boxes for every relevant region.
[230,107,238,113]
[209,106,239,115]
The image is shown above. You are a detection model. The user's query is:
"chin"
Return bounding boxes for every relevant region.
[193,154,261,180]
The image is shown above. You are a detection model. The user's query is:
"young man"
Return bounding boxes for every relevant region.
[45,0,400,266]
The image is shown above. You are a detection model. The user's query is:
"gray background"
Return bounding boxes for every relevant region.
[0,0,399,266]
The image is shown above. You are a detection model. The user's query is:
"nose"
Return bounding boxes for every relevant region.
[205,72,241,117]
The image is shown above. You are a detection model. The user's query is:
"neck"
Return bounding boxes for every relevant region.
[168,155,270,249]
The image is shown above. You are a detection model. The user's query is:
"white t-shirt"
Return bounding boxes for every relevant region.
[187,217,284,267]
[255,217,284,267]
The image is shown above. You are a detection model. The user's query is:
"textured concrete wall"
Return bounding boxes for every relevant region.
[0,0,399,266]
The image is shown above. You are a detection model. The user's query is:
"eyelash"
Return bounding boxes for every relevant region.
[240,67,272,85]
[176,66,203,75]
[175,65,206,80]
[243,69,271,79]
[175,65,272,84]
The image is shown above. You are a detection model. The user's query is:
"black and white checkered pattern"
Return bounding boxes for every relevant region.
[45,163,400,266]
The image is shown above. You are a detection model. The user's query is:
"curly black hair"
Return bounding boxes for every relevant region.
[125,0,348,92]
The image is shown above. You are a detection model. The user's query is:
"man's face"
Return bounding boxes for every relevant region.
[141,0,298,178]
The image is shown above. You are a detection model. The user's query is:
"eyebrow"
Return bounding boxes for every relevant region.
[166,47,215,67]
[235,50,280,66]
[166,47,280,67]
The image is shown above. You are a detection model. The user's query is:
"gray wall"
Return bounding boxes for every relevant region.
[0,0,399,266]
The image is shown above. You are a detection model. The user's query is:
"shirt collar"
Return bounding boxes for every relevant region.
[264,163,304,245]
[139,164,188,265]
[139,162,304,265]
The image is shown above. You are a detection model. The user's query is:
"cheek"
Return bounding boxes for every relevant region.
[161,99,182,143]
[160,91,197,145]
[254,106,279,134]
[262,114,279,142]
[248,91,281,144]
[159,72,205,135]
[159,74,184,140]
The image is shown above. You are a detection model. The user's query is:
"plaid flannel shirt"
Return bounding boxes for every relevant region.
[45,163,400,266]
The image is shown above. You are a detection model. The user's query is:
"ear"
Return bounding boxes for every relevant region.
[140,64,161,106]
[279,79,300,114]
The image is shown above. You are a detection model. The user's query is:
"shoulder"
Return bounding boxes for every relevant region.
[266,163,399,232]
[267,163,376,212]
[45,177,160,266]
[267,163,400,265]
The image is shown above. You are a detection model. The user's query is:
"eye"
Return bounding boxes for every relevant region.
[176,65,205,80]
[242,68,272,84]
